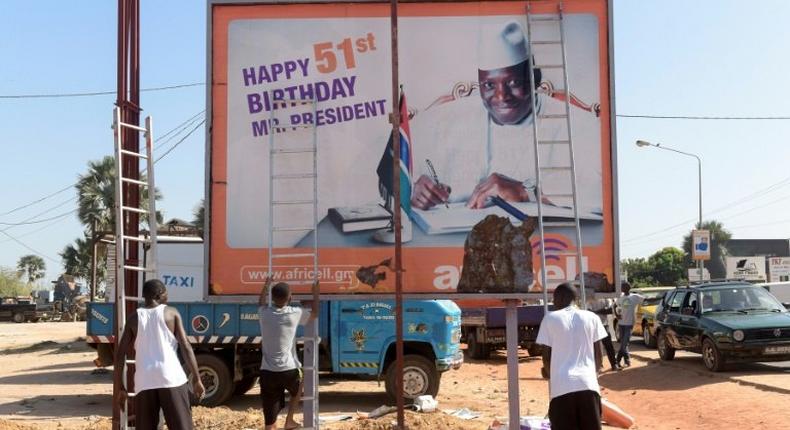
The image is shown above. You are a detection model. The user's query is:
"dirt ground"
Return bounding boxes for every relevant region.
[2,322,790,429]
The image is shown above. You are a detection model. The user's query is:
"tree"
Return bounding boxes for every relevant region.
[647,247,686,285]
[16,255,46,284]
[60,235,93,281]
[0,267,30,297]
[621,257,657,288]
[682,220,731,279]
[192,199,205,238]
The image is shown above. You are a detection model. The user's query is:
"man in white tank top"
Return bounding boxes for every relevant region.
[114,279,205,430]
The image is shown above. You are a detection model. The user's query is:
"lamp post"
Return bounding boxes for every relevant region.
[635,140,704,276]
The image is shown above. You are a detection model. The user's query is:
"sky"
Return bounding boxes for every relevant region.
[1,0,790,286]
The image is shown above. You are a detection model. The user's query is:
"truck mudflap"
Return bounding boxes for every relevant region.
[86,334,264,345]
[436,350,464,371]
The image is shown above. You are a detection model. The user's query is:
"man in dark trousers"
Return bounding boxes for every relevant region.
[537,283,608,430]
[114,279,205,430]
[258,277,319,430]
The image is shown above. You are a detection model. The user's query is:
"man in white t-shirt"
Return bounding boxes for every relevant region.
[536,283,608,430]
[614,282,645,367]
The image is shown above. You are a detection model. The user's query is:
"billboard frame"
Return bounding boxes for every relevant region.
[203,0,618,302]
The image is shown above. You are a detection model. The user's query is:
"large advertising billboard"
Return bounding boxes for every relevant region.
[208,0,614,295]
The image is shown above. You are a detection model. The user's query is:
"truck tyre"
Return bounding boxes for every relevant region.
[233,376,258,395]
[466,332,490,360]
[385,355,440,405]
[702,338,725,372]
[643,321,657,348]
[657,330,675,361]
[196,354,233,407]
[12,313,25,323]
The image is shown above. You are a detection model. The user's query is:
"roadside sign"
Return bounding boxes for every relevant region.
[691,230,711,261]
[769,257,790,282]
[726,256,766,282]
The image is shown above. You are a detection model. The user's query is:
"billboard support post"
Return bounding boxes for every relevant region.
[388,0,405,427]
[505,300,521,430]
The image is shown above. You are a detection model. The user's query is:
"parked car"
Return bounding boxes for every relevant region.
[612,286,672,348]
[756,282,790,308]
[655,281,790,372]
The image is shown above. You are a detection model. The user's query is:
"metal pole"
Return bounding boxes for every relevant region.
[697,158,703,276]
[389,0,405,427]
[505,300,520,430]
[91,220,98,302]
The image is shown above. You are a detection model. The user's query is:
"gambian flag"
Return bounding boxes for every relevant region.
[376,92,413,215]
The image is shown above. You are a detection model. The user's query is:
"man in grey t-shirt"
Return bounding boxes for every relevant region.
[614,282,644,367]
[258,277,319,430]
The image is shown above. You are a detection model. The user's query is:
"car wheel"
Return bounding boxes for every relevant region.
[657,330,675,361]
[12,313,25,323]
[195,354,233,406]
[385,355,440,404]
[466,332,490,360]
[643,322,657,348]
[702,338,725,372]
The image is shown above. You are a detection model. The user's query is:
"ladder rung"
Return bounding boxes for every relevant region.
[122,206,148,214]
[271,147,315,154]
[535,64,564,69]
[272,173,317,179]
[538,114,568,119]
[540,166,572,171]
[538,140,569,145]
[125,360,135,364]
[123,265,155,272]
[122,235,151,243]
[530,16,561,22]
[271,253,316,259]
[124,296,143,301]
[121,177,148,186]
[296,337,320,343]
[272,200,315,205]
[118,122,147,132]
[301,366,316,371]
[543,193,573,198]
[119,149,148,160]
[543,221,577,228]
[272,227,314,232]
[531,40,563,45]
[548,251,581,256]
[300,396,315,401]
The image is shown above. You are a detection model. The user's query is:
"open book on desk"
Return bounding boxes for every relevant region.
[411,202,603,235]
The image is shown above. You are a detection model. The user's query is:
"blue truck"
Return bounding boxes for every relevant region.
[87,297,462,406]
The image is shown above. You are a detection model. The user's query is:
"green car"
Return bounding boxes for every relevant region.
[655,281,790,372]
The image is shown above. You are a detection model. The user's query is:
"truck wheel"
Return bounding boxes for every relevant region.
[12,313,25,323]
[643,322,657,348]
[466,332,490,360]
[657,330,675,361]
[527,344,543,357]
[702,338,725,372]
[385,355,440,404]
[196,354,233,406]
[233,376,258,395]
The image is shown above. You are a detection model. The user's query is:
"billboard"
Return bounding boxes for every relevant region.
[691,230,710,261]
[769,257,790,283]
[726,256,767,282]
[208,0,614,295]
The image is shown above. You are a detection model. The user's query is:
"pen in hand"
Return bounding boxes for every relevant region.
[425,159,450,208]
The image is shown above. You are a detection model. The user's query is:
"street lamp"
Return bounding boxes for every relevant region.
[635,140,704,275]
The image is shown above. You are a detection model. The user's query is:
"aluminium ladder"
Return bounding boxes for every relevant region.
[268,98,321,429]
[112,106,159,429]
[526,1,588,311]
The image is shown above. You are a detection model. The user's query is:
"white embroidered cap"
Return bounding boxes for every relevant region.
[478,21,529,71]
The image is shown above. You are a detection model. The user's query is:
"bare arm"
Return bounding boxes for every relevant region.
[258,275,273,307]
[172,309,205,398]
[541,346,551,379]
[113,314,136,410]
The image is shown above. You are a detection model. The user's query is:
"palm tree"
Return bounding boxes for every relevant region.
[682,220,732,279]
[60,235,93,281]
[16,255,46,284]
[192,199,205,237]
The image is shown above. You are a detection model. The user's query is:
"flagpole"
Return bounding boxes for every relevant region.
[389,0,405,427]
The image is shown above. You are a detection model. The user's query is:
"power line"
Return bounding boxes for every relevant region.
[155,119,205,162]
[0,82,205,99]
[617,114,790,120]
[0,212,74,245]
[0,110,205,219]
[0,209,78,226]
[1,197,77,232]
[0,230,59,264]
